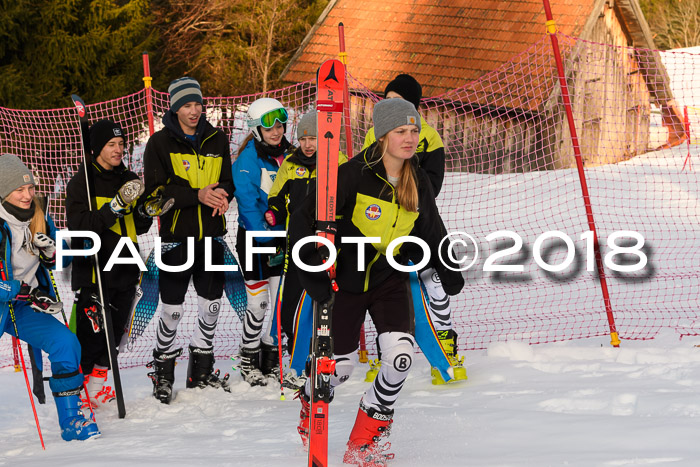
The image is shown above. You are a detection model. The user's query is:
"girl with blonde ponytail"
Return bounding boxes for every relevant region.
[288,98,465,463]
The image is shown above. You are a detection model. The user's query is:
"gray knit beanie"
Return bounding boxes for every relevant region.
[373,98,421,140]
[0,154,35,200]
[169,77,203,113]
[296,112,317,140]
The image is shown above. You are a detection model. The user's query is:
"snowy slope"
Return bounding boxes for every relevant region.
[4,332,700,466]
[2,144,700,466]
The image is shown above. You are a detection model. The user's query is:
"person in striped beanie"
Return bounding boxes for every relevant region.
[142,76,235,403]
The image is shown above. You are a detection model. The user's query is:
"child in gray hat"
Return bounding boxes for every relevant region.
[362,75,466,385]
[0,153,101,441]
[288,97,464,463]
[265,111,348,384]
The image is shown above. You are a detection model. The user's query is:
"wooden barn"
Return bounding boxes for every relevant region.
[281,0,685,173]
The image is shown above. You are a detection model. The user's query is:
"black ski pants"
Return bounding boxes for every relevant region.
[159,240,225,304]
[332,273,414,355]
[75,284,135,374]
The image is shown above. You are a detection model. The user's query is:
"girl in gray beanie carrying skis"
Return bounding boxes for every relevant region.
[289,99,464,465]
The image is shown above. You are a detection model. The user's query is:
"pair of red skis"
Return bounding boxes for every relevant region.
[307,58,344,467]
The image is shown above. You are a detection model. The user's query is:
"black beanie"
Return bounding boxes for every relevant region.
[90,120,125,157]
[384,74,422,110]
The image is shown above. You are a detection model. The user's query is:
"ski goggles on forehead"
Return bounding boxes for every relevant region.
[249,107,289,129]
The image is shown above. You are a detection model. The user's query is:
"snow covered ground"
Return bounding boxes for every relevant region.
[4,331,700,466]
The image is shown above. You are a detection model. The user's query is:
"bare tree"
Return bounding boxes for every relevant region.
[645,0,700,49]
[151,0,231,77]
[256,0,296,92]
[151,0,326,96]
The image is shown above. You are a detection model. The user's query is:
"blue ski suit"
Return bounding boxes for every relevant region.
[0,211,83,393]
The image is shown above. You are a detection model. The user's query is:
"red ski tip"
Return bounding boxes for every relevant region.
[71,95,86,118]
[74,102,85,118]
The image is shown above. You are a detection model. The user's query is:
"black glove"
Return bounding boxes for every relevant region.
[33,232,56,268]
[267,244,285,267]
[137,185,175,218]
[15,283,62,314]
[82,293,104,333]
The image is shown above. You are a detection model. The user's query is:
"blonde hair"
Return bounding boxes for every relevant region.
[29,196,47,238]
[373,138,419,212]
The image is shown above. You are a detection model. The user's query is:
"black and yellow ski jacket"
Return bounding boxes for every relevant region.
[289,143,464,303]
[65,162,152,291]
[267,148,348,229]
[143,111,234,242]
[363,116,445,196]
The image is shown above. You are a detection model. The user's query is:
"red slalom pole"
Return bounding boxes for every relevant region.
[682,105,692,171]
[142,52,155,136]
[0,263,45,449]
[338,22,368,363]
[338,23,354,158]
[14,339,46,449]
[542,0,619,347]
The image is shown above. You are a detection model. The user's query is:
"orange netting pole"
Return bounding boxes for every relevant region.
[142,52,155,136]
[682,105,692,171]
[339,22,368,363]
[543,0,620,347]
[338,22,354,158]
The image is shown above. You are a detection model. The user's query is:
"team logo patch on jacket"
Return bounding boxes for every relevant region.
[295,166,307,177]
[365,204,382,220]
[182,160,191,171]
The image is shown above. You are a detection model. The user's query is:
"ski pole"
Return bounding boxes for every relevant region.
[275,275,286,400]
[48,270,97,420]
[71,94,127,418]
[0,262,45,449]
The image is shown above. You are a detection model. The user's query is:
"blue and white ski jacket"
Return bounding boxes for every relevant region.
[232,139,286,243]
[0,215,59,334]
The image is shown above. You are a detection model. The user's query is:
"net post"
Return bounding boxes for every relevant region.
[338,22,354,159]
[338,23,368,363]
[542,0,620,348]
[682,105,692,171]
[142,51,155,136]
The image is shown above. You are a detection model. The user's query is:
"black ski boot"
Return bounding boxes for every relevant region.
[261,342,280,379]
[146,348,182,404]
[186,346,231,392]
[238,346,267,386]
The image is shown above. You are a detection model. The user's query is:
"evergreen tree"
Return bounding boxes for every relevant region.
[0,0,157,109]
